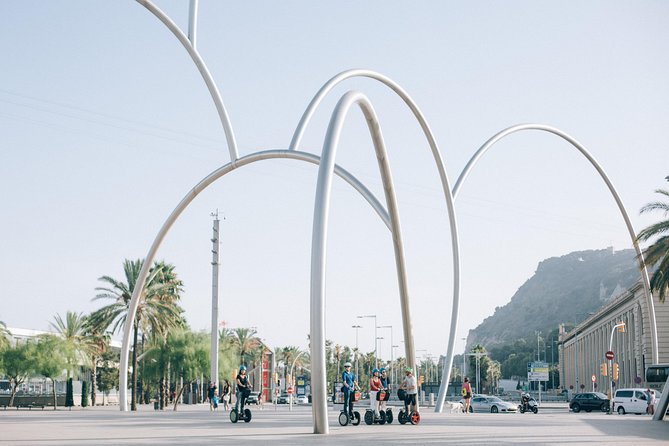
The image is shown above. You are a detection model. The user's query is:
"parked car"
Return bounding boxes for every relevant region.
[463,395,518,413]
[246,392,261,405]
[295,395,309,404]
[569,392,609,413]
[276,393,290,404]
[613,388,648,415]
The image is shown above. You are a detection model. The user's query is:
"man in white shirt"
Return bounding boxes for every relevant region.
[400,367,417,414]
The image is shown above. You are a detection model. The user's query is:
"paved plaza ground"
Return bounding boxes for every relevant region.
[1,403,667,445]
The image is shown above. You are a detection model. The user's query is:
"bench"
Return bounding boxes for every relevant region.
[16,404,46,410]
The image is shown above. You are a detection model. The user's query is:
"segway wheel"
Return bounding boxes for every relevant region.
[229,409,238,423]
[364,410,374,425]
[338,412,349,426]
[244,408,252,422]
[378,410,386,425]
[410,411,420,425]
[351,411,361,426]
[398,411,407,424]
[532,406,538,414]
[385,408,393,424]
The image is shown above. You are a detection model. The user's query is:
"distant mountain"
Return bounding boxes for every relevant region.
[466,248,640,348]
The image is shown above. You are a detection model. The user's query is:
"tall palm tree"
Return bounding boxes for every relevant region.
[81,316,110,407]
[90,259,185,410]
[637,187,669,303]
[50,311,87,378]
[229,328,260,365]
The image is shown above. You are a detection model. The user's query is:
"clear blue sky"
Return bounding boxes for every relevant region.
[1,0,667,360]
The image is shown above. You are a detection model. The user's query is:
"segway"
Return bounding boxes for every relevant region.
[397,389,420,425]
[230,389,252,423]
[364,408,387,425]
[338,390,361,426]
[377,389,393,424]
[338,410,361,426]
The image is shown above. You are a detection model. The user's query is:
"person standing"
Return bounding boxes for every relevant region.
[399,367,418,414]
[207,382,217,412]
[462,377,472,413]
[235,365,252,412]
[342,362,357,419]
[378,368,390,413]
[647,388,656,415]
[369,368,383,419]
[221,380,230,411]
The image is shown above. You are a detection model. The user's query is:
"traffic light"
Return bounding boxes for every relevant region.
[612,363,619,381]
[600,362,607,376]
[274,372,279,386]
[418,375,425,386]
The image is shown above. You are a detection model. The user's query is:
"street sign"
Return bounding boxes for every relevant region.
[591,374,596,382]
[528,361,549,382]
[605,351,614,360]
[287,387,294,394]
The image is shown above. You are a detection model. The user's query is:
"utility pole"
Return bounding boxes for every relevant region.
[210,211,220,390]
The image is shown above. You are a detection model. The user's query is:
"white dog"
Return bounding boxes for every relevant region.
[445,401,464,414]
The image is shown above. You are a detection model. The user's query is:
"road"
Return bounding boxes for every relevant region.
[1,402,666,445]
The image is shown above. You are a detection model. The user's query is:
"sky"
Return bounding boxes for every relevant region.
[1,1,668,363]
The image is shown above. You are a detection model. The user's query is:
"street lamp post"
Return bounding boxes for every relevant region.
[357,315,377,368]
[378,325,394,388]
[466,352,487,394]
[608,322,625,414]
[352,325,362,380]
[461,338,467,380]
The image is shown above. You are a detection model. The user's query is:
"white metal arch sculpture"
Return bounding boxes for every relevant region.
[117,149,394,410]
[450,123,659,365]
[292,69,462,416]
[310,90,416,433]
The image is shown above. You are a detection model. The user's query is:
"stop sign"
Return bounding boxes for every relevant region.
[605,351,614,360]
[287,387,293,394]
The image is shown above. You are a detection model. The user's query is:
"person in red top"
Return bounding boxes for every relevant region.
[462,376,472,413]
[369,368,383,418]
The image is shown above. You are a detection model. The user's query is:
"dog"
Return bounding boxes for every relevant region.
[445,401,464,413]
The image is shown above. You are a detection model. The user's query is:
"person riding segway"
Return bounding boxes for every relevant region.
[365,368,386,425]
[398,367,420,424]
[230,365,252,423]
[378,368,392,423]
[339,362,361,426]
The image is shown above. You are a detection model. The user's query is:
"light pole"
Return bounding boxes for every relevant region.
[357,315,377,368]
[466,352,487,394]
[608,322,625,414]
[461,338,467,380]
[352,325,362,380]
[378,325,394,388]
[289,350,307,412]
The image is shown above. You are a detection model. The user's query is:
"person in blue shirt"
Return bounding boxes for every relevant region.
[378,367,390,412]
[342,362,357,418]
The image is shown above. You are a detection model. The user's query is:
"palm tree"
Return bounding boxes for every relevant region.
[637,187,669,303]
[229,328,260,365]
[0,321,11,350]
[90,259,185,410]
[81,317,110,406]
[50,311,88,378]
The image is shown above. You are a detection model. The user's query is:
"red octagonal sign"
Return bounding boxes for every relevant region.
[605,351,614,360]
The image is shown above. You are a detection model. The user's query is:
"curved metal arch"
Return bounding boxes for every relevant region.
[290,69,462,414]
[118,149,392,411]
[311,90,416,434]
[452,123,659,364]
[136,0,239,161]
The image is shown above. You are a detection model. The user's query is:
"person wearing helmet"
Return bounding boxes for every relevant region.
[399,367,417,414]
[235,365,251,412]
[369,368,383,419]
[342,362,357,419]
[378,368,390,412]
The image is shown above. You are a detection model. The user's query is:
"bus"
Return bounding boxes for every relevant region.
[645,364,669,391]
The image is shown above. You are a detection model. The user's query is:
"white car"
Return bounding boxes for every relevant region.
[295,395,309,404]
[468,395,518,413]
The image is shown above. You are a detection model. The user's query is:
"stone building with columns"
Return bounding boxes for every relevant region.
[559,279,669,394]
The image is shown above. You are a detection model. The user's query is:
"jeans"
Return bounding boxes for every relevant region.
[343,389,354,416]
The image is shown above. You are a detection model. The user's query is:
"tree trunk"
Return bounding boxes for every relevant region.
[131,324,138,411]
[159,377,165,410]
[51,378,57,410]
[91,362,97,406]
[172,380,189,411]
[9,380,20,407]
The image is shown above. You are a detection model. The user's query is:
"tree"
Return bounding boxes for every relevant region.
[90,259,184,410]
[1,343,33,407]
[65,378,74,408]
[96,350,119,406]
[50,311,87,379]
[81,380,89,407]
[81,317,110,407]
[228,327,260,365]
[637,186,669,302]
[164,329,209,411]
[0,321,11,351]
[33,335,68,409]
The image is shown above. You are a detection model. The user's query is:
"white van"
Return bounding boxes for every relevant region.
[613,388,648,415]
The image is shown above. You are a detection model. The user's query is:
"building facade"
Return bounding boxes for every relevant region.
[559,280,669,394]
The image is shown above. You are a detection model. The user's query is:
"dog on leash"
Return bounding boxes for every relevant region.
[445,401,464,413]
